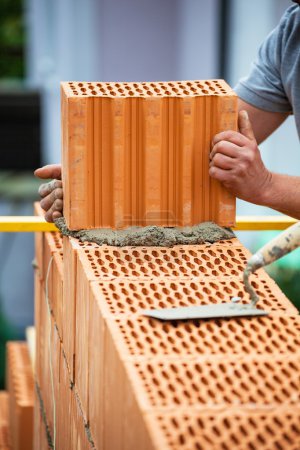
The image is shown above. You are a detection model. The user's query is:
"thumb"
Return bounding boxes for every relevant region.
[238,110,256,141]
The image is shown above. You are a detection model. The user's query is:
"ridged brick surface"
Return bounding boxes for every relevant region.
[105,315,300,357]
[6,343,34,450]
[0,391,11,449]
[61,79,237,230]
[125,356,300,408]
[144,409,300,450]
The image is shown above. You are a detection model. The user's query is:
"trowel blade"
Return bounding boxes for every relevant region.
[142,303,269,321]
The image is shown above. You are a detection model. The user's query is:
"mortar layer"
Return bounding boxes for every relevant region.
[55,217,235,247]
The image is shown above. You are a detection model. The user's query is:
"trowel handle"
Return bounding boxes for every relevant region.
[247,221,300,273]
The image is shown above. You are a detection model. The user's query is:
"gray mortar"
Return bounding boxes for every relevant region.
[54,217,235,247]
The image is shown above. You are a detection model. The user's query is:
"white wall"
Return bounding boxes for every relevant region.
[25,0,220,164]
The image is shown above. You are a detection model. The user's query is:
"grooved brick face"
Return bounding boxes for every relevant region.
[127,356,300,408]
[107,315,300,357]
[91,277,295,317]
[61,79,237,230]
[66,80,233,98]
[0,391,11,448]
[146,409,300,450]
[80,242,250,280]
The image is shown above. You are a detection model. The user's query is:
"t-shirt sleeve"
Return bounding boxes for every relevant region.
[235,7,293,113]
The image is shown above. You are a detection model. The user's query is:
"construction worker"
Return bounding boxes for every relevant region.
[35,1,300,223]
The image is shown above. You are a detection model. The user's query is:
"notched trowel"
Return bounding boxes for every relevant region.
[142,221,300,321]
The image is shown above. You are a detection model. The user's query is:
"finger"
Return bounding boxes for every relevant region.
[34,164,62,180]
[52,211,63,220]
[40,188,63,212]
[238,110,256,140]
[44,200,63,223]
[212,130,248,148]
[209,165,232,183]
[210,141,242,160]
[210,153,235,170]
[38,180,62,198]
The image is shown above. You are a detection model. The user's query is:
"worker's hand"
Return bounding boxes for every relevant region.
[209,110,272,204]
[34,164,63,222]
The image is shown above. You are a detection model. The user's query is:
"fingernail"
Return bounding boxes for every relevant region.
[241,110,249,120]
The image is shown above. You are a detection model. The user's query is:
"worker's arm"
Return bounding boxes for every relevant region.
[34,164,63,222]
[238,98,288,145]
[210,102,300,219]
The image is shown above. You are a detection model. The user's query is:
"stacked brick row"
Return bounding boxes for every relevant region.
[5,342,34,450]
[34,202,300,449]
[61,80,237,230]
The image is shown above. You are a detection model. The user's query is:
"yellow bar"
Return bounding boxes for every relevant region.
[0,216,58,232]
[234,215,297,231]
[0,215,297,232]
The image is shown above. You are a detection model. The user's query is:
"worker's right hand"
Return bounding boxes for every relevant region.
[34,164,63,222]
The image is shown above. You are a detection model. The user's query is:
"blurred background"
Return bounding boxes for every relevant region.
[0,0,299,387]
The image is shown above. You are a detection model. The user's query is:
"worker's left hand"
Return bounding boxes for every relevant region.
[34,164,63,222]
[209,110,272,204]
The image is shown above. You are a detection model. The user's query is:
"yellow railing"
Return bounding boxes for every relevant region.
[0,215,297,232]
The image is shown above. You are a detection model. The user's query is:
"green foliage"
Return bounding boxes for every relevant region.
[0,0,25,79]
[0,305,17,389]
[267,266,300,311]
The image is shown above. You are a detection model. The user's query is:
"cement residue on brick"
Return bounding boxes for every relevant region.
[55,217,235,247]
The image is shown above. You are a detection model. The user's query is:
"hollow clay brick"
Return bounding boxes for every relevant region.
[124,355,300,410]
[62,236,99,381]
[144,408,300,450]
[34,274,60,444]
[35,226,300,448]
[33,389,50,450]
[0,391,12,449]
[105,315,300,359]
[34,202,44,280]
[61,80,237,230]
[6,343,34,450]
[89,276,296,317]
[75,242,250,280]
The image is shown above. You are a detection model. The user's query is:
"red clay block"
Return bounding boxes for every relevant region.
[33,391,49,450]
[76,242,250,280]
[62,236,99,382]
[89,276,296,318]
[56,349,72,450]
[74,250,91,421]
[0,391,12,449]
[143,408,300,450]
[35,281,60,443]
[61,80,237,230]
[34,202,44,280]
[105,315,300,359]
[88,282,106,450]
[6,343,34,450]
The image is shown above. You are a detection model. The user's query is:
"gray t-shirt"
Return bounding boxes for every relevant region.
[235,3,300,138]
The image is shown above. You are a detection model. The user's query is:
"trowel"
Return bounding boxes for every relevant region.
[142,221,300,321]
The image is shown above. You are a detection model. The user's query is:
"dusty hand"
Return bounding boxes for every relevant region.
[209,110,272,204]
[34,164,63,222]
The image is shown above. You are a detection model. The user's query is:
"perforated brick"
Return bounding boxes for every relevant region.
[126,356,300,409]
[90,277,296,317]
[66,80,234,98]
[62,236,100,381]
[62,79,237,229]
[145,408,300,450]
[106,315,300,358]
[6,342,34,450]
[79,243,250,280]
[0,391,11,449]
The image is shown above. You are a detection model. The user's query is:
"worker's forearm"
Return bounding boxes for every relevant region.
[259,173,300,219]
